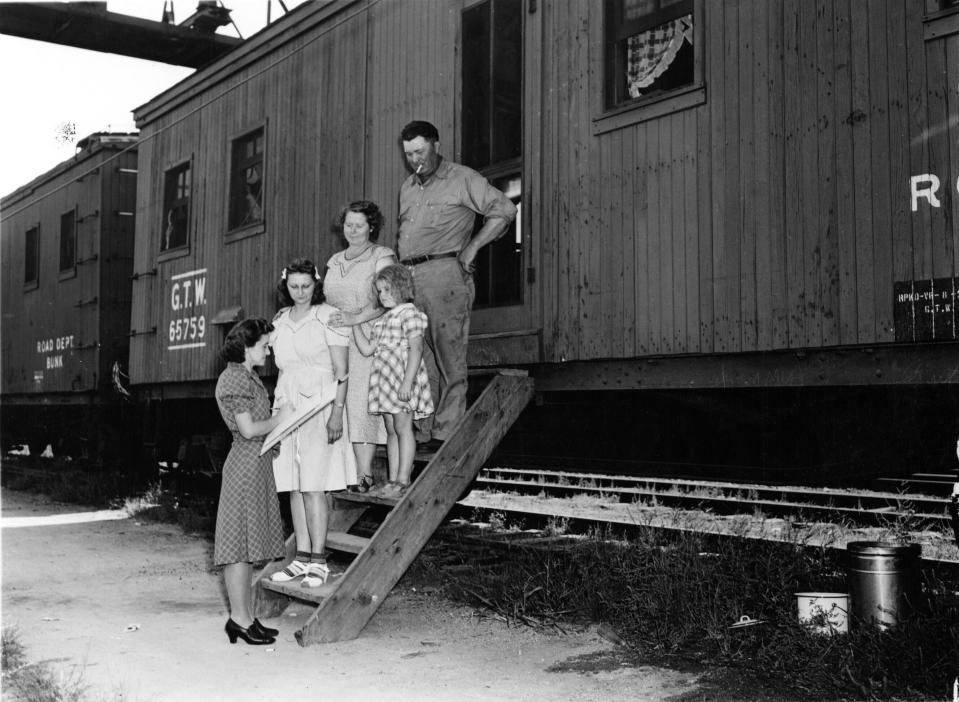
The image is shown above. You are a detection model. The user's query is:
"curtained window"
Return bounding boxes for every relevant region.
[605,0,694,109]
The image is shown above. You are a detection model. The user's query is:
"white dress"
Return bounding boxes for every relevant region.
[270,304,357,492]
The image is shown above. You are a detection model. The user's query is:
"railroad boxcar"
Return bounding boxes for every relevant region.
[128,0,959,476]
[0,132,140,459]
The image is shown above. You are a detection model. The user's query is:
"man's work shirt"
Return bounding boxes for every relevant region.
[397,158,517,261]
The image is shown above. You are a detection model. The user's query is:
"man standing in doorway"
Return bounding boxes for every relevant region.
[397,120,517,451]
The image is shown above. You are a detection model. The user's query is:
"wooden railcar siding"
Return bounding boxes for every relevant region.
[131,6,369,385]
[1,141,136,398]
[540,0,954,362]
[129,0,957,386]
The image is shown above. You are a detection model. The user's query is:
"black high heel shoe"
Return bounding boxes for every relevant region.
[225,618,275,645]
[251,619,278,637]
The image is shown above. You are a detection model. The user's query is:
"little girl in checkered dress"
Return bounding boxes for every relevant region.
[353,265,433,498]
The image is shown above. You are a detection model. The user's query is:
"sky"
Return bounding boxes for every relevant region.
[0,0,306,197]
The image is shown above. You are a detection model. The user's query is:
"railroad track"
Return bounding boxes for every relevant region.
[472,467,953,528]
[4,456,951,528]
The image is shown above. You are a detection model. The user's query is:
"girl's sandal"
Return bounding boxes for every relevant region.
[379,481,409,499]
[348,475,375,494]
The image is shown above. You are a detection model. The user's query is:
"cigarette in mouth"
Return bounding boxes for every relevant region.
[416,164,423,174]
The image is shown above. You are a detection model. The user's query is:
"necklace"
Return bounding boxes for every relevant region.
[343,242,373,261]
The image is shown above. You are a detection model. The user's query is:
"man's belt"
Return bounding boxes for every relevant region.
[399,251,459,266]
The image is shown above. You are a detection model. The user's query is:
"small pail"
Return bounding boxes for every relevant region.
[795,592,848,635]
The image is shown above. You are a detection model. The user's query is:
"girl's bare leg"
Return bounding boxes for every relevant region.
[384,414,399,483]
[394,411,415,485]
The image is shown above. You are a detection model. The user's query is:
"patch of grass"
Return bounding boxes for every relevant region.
[127,487,216,535]
[2,626,27,672]
[437,527,959,701]
[1,626,94,702]
[1,458,144,508]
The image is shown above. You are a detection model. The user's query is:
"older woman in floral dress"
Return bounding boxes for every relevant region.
[325,200,397,492]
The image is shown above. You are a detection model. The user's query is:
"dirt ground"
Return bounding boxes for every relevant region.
[1,487,701,702]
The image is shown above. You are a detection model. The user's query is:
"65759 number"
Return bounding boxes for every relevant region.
[169,315,206,343]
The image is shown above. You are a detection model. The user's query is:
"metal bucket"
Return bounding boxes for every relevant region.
[846,541,921,629]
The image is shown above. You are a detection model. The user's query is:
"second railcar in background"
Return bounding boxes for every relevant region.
[127,0,959,481]
[0,132,140,460]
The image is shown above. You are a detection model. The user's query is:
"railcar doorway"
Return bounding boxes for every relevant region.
[460,0,539,363]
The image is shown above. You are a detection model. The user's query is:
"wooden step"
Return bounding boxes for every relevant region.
[334,491,400,507]
[252,371,534,645]
[373,446,438,462]
[293,372,533,645]
[326,529,370,554]
[260,573,341,604]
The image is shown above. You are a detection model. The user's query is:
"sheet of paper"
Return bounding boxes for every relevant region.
[259,386,336,455]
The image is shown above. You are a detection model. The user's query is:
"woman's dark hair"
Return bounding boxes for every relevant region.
[374,264,416,304]
[400,120,439,143]
[221,318,273,363]
[275,258,324,308]
[332,200,384,243]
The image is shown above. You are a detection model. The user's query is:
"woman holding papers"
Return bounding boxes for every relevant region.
[269,258,357,588]
[214,318,289,645]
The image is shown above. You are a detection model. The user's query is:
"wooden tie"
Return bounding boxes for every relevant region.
[253,370,534,645]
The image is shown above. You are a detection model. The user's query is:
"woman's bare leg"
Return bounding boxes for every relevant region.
[302,490,329,555]
[352,442,376,482]
[223,562,253,627]
[288,490,311,552]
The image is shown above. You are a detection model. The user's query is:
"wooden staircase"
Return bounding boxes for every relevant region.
[252,370,534,645]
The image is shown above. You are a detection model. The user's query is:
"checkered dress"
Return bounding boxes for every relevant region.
[367,303,434,419]
[213,363,285,567]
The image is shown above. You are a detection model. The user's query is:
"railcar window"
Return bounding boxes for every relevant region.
[462,0,523,309]
[162,162,191,252]
[604,0,695,110]
[59,209,76,274]
[24,225,39,288]
[228,128,264,232]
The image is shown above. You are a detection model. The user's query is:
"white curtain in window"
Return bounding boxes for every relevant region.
[626,14,693,98]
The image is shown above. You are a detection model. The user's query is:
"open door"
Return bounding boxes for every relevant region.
[460,0,540,366]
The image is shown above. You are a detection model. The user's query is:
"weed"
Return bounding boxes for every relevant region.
[2,626,26,672]
[114,481,216,535]
[1,627,102,702]
[544,516,569,537]
[123,482,164,515]
[436,527,959,700]
[486,511,507,531]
